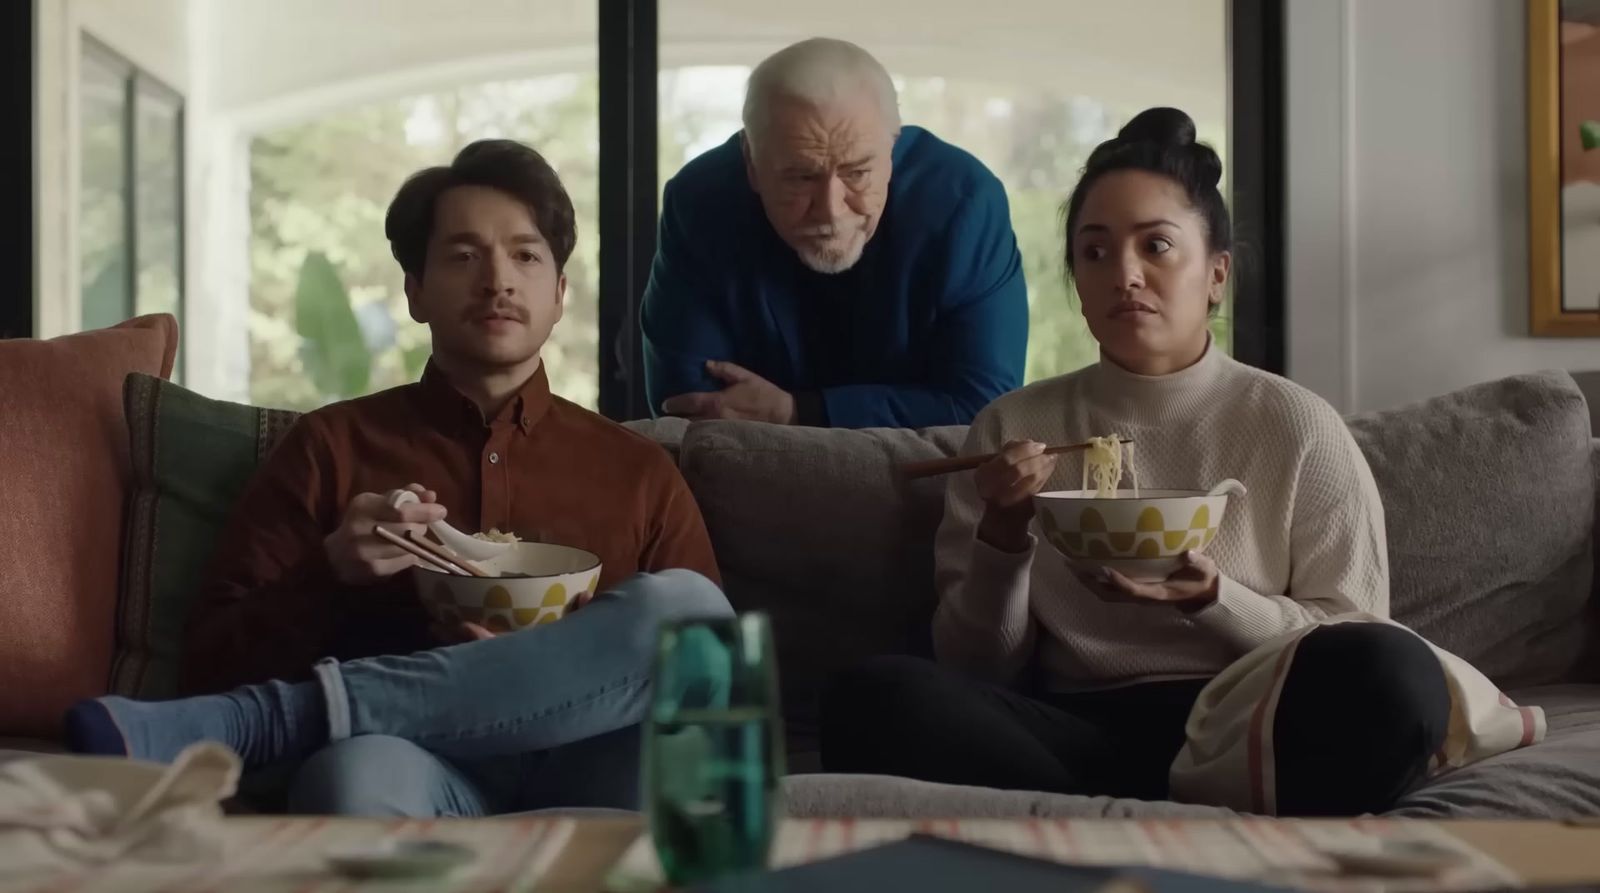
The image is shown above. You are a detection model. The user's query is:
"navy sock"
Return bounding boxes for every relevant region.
[63,700,130,757]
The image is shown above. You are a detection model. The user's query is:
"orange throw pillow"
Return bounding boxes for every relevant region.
[0,315,178,737]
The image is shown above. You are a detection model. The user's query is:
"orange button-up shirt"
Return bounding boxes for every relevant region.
[181,363,719,694]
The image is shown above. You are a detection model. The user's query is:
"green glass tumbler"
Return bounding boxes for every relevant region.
[644,612,785,885]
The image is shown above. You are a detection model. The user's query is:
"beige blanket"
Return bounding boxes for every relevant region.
[0,743,239,876]
[1171,614,1547,815]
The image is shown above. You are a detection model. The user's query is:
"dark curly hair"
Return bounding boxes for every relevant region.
[1061,107,1231,278]
[384,139,577,276]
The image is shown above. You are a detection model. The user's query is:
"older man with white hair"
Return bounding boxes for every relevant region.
[642,38,1028,428]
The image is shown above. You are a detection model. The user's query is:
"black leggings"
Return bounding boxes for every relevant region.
[820,623,1450,816]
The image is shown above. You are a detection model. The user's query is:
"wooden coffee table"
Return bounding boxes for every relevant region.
[537,818,1600,892]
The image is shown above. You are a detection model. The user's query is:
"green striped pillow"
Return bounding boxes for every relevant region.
[113,373,301,699]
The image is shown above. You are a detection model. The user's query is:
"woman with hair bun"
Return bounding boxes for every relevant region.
[820,108,1450,816]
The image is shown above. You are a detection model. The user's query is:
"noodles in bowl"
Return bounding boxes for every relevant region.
[1033,436,1244,581]
[416,541,602,633]
[1082,434,1137,498]
[473,528,522,545]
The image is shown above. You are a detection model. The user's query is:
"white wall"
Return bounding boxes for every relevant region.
[33,0,70,339]
[32,0,193,339]
[77,0,190,89]
[201,0,594,128]
[1287,0,1600,415]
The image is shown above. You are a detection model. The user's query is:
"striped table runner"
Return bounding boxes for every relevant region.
[605,818,1520,893]
[0,816,573,893]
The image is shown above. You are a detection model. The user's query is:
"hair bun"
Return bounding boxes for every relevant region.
[1117,107,1196,147]
[1099,106,1222,189]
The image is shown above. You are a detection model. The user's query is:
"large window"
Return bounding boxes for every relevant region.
[79,37,184,366]
[227,0,1279,417]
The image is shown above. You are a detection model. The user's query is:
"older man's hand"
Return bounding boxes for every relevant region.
[661,360,798,424]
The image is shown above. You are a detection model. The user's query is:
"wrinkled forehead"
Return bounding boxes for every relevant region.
[752,95,895,165]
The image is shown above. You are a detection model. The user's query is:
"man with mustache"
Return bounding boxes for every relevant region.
[643,38,1029,429]
[63,140,731,818]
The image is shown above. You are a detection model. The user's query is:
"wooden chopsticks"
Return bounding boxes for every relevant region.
[374,527,492,578]
[900,439,1134,480]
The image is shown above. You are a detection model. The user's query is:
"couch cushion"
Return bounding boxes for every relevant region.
[112,374,302,700]
[677,422,965,752]
[0,316,178,737]
[624,417,689,461]
[1345,372,1596,687]
[1389,684,1600,819]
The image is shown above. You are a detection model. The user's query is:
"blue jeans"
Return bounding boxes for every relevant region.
[283,569,732,817]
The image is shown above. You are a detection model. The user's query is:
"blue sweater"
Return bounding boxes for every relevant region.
[641,127,1028,428]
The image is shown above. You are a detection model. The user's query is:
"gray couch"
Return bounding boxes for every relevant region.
[623,370,1600,819]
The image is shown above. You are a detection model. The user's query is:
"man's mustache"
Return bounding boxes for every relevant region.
[463,303,528,323]
[796,220,862,238]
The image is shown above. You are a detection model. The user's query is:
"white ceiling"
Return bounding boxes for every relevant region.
[198,0,1227,131]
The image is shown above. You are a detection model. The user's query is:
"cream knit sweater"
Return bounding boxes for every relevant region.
[932,342,1389,690]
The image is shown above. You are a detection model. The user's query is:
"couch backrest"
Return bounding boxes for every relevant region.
[1343,372,1596,686]
[629,370,1600,747]
[625,422,966,750]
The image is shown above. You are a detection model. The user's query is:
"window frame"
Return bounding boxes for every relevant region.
[1228,0,1288,374]
[2,0,31,338]
[79,34,187,368]
[597,0,658,421]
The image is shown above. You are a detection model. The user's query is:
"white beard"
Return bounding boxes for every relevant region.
[795,231,867,274]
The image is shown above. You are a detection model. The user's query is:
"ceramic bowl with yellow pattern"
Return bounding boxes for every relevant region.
[416,543,602,633]
[1032,479,1246,581]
